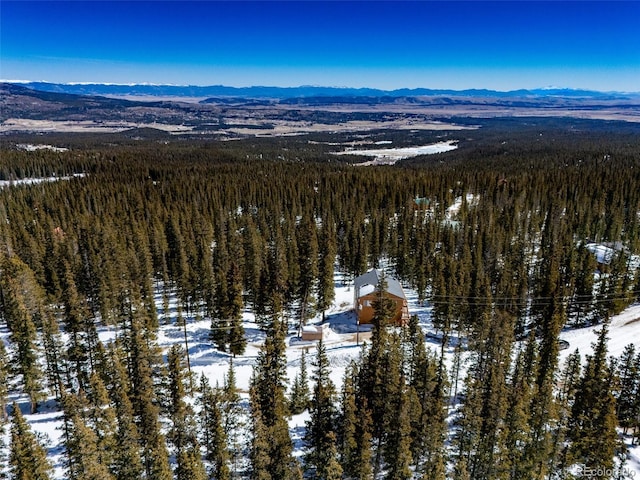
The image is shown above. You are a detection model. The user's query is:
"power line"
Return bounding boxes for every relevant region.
[426,291,640,307]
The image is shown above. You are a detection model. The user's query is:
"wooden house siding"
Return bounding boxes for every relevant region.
[354,269,410,326]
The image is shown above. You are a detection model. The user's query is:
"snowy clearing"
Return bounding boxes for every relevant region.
[16,143,69,152]
[332,140,458,165]
[0,173,85,189]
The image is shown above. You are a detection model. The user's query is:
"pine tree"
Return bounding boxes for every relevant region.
[527,243,566,478]
[227,261,246,356]
[410,344,447,477]
[568,323,620,474]
[60,261,92,392]
[631,350,640,446]
[39,308,65,400]
[60,392,115,480]
[86,372,118,474]
[359,279,404,477]
[167,345,207,480]
[0,421,6,480]
[8,295,45,414]
[339,363,359,478]
[105,346,143,480]
[499,338,536,480]
[0,341,8,422]
[304,340,341,479]
[125,313,172,480]
[9,403,53,480]
[219,359,244,476]
[0,256,46,413]
[454,310,514,480]
[384,380,413,480]
[551,348,582,477]
[321,432,344,480]
[317,223,336,322]
[354,399,374,480]
[249,403,273,480]
[198,375,231,480]
[452,457,471,480]
[615,344,639,434]
[296,215,319,335]
[289,349,310,414]
[249,318,300,480]
[242,216,263,312]
[570,244,596,326]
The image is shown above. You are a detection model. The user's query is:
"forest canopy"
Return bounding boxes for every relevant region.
[1,118,639,479]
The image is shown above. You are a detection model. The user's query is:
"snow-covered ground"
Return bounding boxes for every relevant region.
[2,269,639,478]
[1,118,194,134]
[0,173,85,188]
[16,144,69,152]
[333,140,458,165]
[559,303,640,365]
[558,304,640,476]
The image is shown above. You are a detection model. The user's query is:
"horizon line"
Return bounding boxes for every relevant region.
[3,79,639,96]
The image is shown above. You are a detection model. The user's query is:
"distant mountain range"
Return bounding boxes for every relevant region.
[3,81,639,136]
[4,81,638,100]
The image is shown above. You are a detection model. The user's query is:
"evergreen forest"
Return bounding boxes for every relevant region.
[1,118,640,479]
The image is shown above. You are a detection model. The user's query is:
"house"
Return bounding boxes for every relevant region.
[354,269,409,326]
[301,324,330,341]
[586,242,615,266]
[585,241,628,272]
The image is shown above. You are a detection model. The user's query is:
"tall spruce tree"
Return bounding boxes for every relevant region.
[221,359,244,476]
[167,345,206,480]
[453,310,514,480]
[317,223,336,322]
[198,375,231,480]
[249,317,300,480]
[9,403,53,480]
[60,261,93,392]
[296,215,319,335]
[339,363,359,478]
[614,344,639,435]
[384,380,413,480]
[0,256,46,413]
[86,372,118,474]
[105,346,143,480]
[39,307,65,400]
[0,341,8,422]
[227,261,247,356]
[304,339,341,479]
[499,335,536,480]
[60,392,115,480]
[289,349,311,415]
[568,323,620,474]
[125,312,172,480]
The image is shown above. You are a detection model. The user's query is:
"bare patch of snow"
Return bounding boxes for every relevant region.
[446,193,479,219]
[17,143,68,152]
[333,140,458,166]
[0,173,85,189]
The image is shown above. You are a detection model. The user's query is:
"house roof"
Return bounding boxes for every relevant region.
[586,242,615,265]
[354,269,406,300]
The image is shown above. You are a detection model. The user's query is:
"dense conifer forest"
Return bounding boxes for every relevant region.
[1,118,639,479]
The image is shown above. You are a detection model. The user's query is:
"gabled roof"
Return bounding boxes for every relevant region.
[354,269,406,300]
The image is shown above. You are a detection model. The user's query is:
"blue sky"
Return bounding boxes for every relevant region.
[1,1,639,91]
